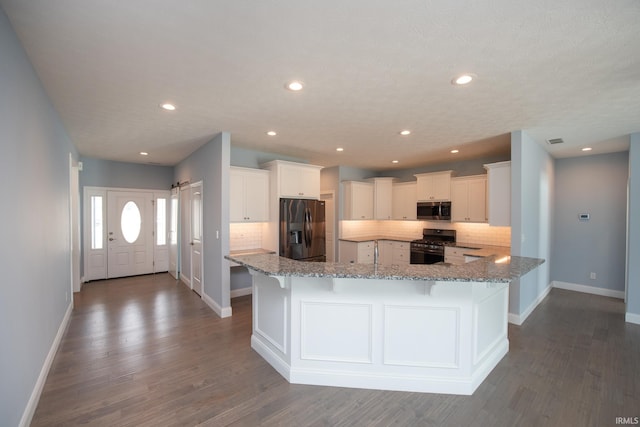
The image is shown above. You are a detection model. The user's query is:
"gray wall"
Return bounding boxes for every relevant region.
[511,131,554,317]
[552,152,629,291]
[230,146,305,168]
[0,9,78,426]
[381,153,511,181]
[79,157,174,190]
[175,133,231,311]
[78,157,175,277]
[627,133,640,319]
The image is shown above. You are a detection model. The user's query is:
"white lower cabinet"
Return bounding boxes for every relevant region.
[340,240,410,265]
[339,240,375,264]
[379,240,394,265]
[391,241,410,265]
[444,246,481,265]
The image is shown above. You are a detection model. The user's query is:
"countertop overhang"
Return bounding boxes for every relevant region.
[225,253,544,283]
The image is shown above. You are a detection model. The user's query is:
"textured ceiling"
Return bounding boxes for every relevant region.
[1,0,638,169]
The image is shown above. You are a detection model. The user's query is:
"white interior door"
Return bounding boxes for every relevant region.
[190,183,203,296]
[168,187,179,279]
[179,186,191,286]
[107,191,154,278]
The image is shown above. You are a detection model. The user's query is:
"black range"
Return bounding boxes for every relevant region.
[410,228,456,265]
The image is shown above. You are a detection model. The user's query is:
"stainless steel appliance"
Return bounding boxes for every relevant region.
[417,201,451,221]
[280,198,326,262]
[410,228,456,264]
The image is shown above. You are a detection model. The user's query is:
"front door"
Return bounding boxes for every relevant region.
[190,183,203,296]
[107,191,154,278]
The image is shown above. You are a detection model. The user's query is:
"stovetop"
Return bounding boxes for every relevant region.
[411,239,456,246]
[411,228,457,247]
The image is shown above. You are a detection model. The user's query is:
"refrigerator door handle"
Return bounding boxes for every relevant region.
[303,208,312,248]
[307,208,313,247]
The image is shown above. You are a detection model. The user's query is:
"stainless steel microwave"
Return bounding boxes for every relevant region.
[417,201,451,220]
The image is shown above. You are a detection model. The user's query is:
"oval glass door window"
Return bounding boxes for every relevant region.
[121,201,142,243]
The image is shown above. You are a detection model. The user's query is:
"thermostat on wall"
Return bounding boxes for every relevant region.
[578,213,590,221]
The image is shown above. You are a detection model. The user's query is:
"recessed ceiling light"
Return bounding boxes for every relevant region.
[400,130,411,136]
[160,103,176,111]
[336,147,344,152]
[285,81,304,91]
[451,74,476,86]
[582,147,593,152]
[266,131,277,136]
[392,160,399,164]
[451,149,459,154]
[140,152,149,156]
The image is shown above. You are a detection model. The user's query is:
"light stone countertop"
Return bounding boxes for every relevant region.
[224,253,544,283]
[338,236,414,243]
[448,244,511,258]
[229,248,276,256]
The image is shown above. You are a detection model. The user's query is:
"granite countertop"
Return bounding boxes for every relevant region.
[448,244,511,258]
[224,253,544,283]
[339,236,414,243]
[229,248,276,256]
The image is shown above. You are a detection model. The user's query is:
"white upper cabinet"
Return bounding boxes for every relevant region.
[367,177,396,220]
[414,171,453,201]
[392,182,417,220]
[343,181,374,220]
[261,160,323,200]
[451,175,487,223]
[484,161,511,226]
[230,166,270,222]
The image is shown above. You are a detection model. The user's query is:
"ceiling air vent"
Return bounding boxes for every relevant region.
[546,138,564,145]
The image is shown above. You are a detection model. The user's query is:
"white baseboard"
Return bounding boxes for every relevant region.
[626,312,640,325]
[180,274,191,287]
[508,283,552,326]
[20,302,73,427]
[202,292,233,318]
[552,281,625,299]
[231,287,252,298]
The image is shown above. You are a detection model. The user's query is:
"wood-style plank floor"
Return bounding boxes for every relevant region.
[31,274,640,426]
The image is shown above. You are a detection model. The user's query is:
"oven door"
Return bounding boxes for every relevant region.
[410,249,444,264]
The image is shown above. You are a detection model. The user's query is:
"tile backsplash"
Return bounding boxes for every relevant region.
[229,223,264,250]
[340,220,511,247]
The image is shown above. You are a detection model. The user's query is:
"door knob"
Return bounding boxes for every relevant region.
[109,238,115,241]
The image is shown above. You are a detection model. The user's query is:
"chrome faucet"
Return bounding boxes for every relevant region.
[374,240,379,265]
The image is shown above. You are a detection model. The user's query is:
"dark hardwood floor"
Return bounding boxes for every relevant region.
[31,274,640,426]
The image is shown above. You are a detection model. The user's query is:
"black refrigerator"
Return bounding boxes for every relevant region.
[279,198,326,262]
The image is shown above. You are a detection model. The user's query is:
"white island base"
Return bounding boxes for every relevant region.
[250,271,509,395]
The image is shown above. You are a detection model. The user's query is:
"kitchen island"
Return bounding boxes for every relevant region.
[225,253,543,395]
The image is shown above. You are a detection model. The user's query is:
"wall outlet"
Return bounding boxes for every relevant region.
[590,272,596,280]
